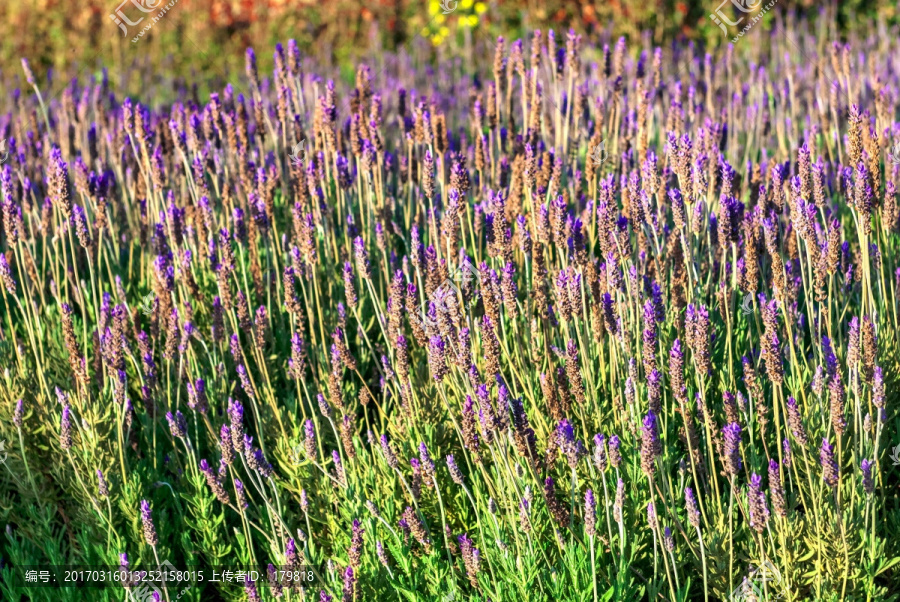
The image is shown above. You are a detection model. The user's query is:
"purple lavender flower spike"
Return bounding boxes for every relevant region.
[640,411,660,476]
[722,422,742,477]
[861,459,874,494]
[747,473,769,532]
[820,438,839,488]
[139,499,158,546]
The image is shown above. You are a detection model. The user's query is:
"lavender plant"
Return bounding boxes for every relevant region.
[0,10,899,602]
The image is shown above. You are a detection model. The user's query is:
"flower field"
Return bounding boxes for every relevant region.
[1,10,900,602]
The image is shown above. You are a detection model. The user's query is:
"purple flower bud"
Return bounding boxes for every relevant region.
[303,419,317,459]
[820,438,839,488]
[341,566,356,601]
[186,379,208,415]
[0,253,16,295]
[379,434,399,470]
[861,459,874,494]
[140,499,158,546]
[349,519,365,570]
[235,478,248,509]
[747,473,769,532]
[21,58,36,85]
[613,478,625,523]
[166,410,187,439]
[722,422,742,476]
[227,399,244,449]
[418,442,436,481]
[317,393,333,419]
[684,487,700,528]
[427,335,448,381]
[60,404,73,450]
[376,540,390,567]
[873,367,885,415]
[640,411,661,475]
[584,489,597,537]
[97,470,109,498]
[446,454,464,485]
[333,450,346,486]
[353,236,371,279]
[592,434,607,471]
[786,396,808,445]
[244,572,261,602]
[608,434,622,468]
[557,419,580,468]
[664,526,674,551]
[13,399,24,428]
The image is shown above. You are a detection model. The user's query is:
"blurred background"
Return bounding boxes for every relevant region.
[1,0,897,97]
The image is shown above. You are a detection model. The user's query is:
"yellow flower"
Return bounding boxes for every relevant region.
[428,1,440,15]
[475,2,486,14]
[467,14,479,27]
[439,25,450,37]
[461,0,474,8]
[435,13,445,24]
[431,34,444,46]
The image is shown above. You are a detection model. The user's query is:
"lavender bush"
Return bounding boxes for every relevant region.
[0,10,899,602]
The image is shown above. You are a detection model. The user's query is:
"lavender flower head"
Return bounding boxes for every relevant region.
[722,422,742,476]
[418,442,436,481]
[427,335,448,381]
[317,393,333,420]
[349,518,364,570]
[820,438,839,488]
[227,399,244,449]
[342,566,356,601]
[245,437,274,479]
[304,419,317,459]
[592,434,607,471]
[557,419,579,468]
[353,236,370,279]
[165,410,187,439]
[861,459,874,494]
[332,449,346,486]
[608,434,622,468]
[446,454,464,485]
[219,425,234,465]
[140,499,158,546]
[187,378,208,415]
[60,404,73,450]
[199,459,230,505]
[13,399,24,428]
[786,397,808,445]
[244,572,261,602]
[747,473,769,532]
[584,489,597,537]
[640,411,660,475]
[0,253,16,295]
[685,487,700,528]
[376,540,390,568]
[613,478,625,523]
[235,479,248,509]
[97,470,109,498]
[664,526,674,551]
[873,366,885,419]
[380,434,399,469]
